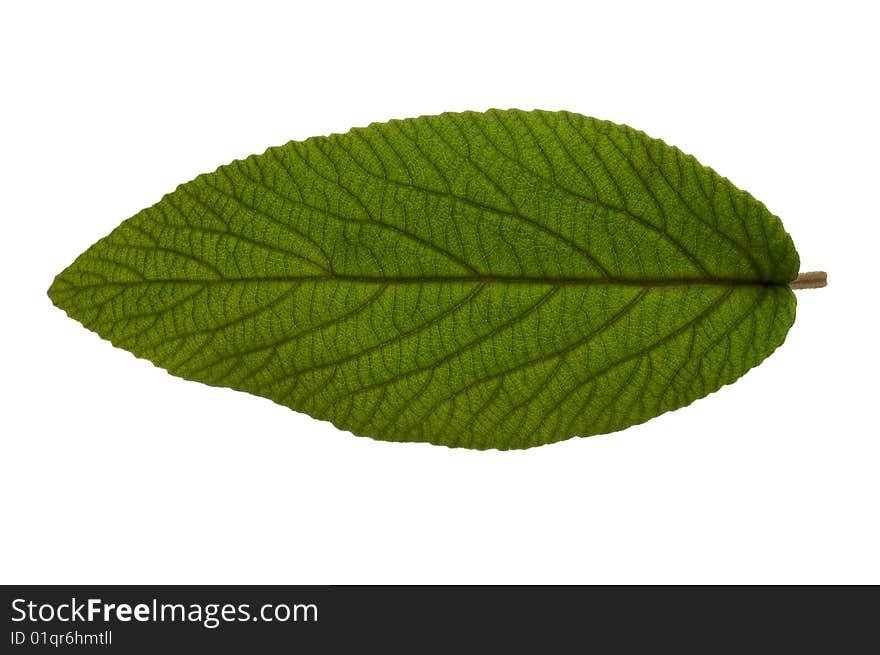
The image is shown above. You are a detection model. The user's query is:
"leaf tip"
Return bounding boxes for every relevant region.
[47,264,80,319]
[47,272,64,308]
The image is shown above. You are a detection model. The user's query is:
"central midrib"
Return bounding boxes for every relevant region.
[90,274,789,288]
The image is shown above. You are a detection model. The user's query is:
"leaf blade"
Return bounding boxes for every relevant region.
[49,109,800,449]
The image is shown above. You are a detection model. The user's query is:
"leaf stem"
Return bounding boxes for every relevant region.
[789,271,827,290]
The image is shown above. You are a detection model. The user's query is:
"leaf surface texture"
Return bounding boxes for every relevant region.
[50,110,799,449]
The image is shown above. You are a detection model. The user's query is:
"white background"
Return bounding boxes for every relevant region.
[2,1,877,584]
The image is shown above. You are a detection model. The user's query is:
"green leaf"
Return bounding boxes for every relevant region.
[49,109,800,449]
